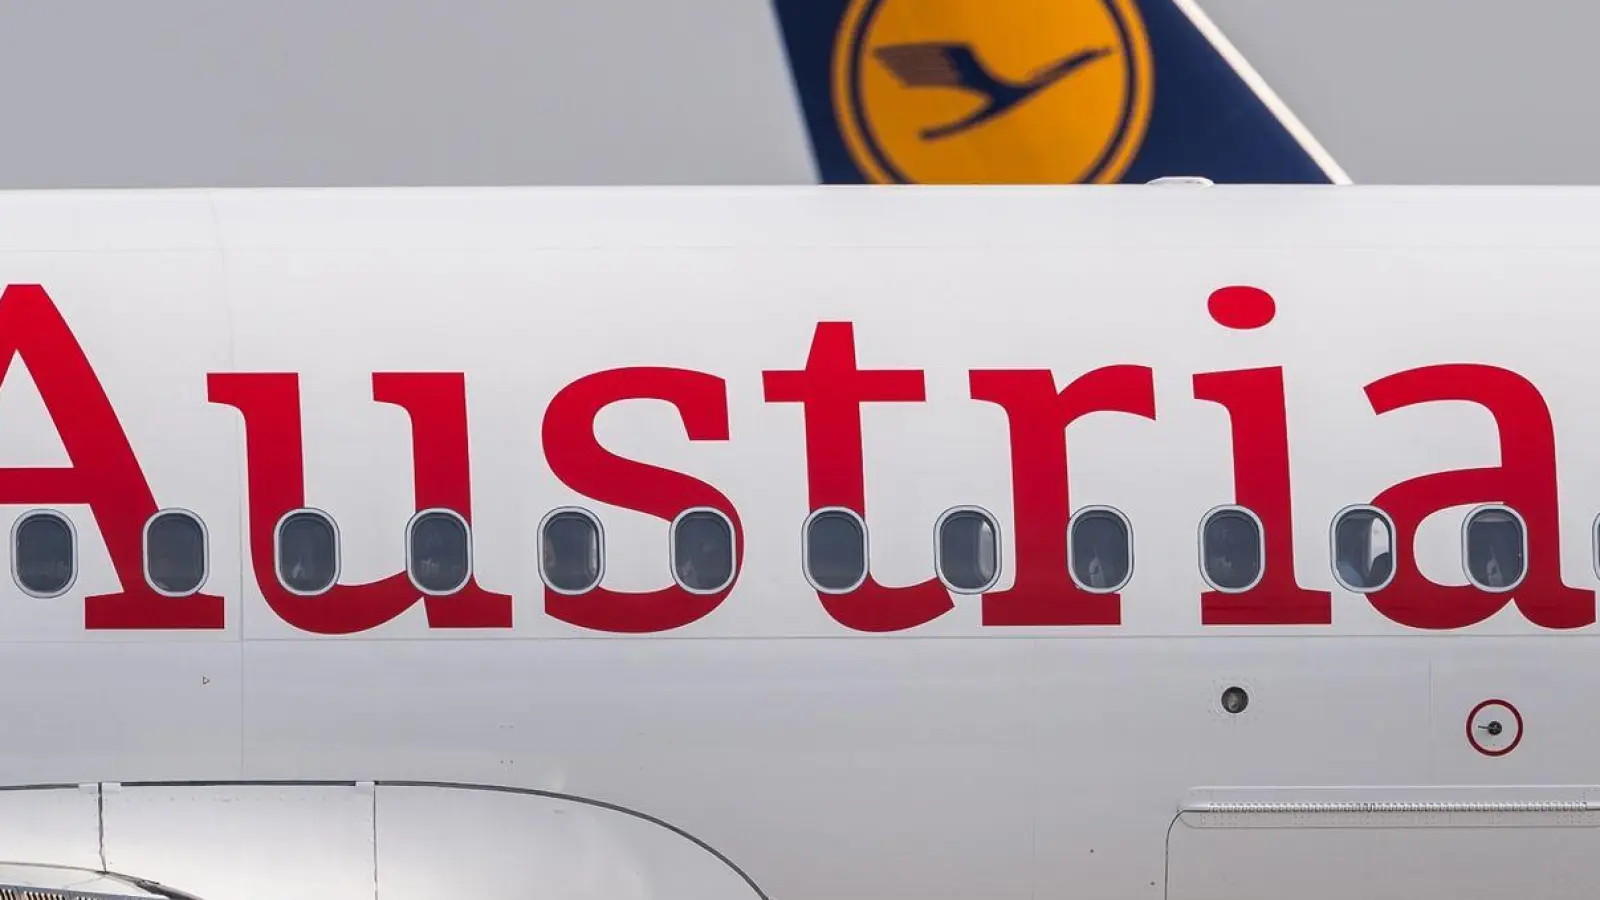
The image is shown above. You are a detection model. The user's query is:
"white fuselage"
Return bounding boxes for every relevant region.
[0,185,1594,899]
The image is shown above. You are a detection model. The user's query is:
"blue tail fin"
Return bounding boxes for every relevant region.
[770,0,1346,184]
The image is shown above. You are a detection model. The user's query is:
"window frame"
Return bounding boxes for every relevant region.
[1197,504,1266,594]
[537,506,606,596]
[1593,512,1600,583]
[11,509,77,599]
[802,506,869,595]
[933,505,1002,594]
[669,506,738,596]
[272,507,341,597]
[1461,503,1528,593]
[404,507,473,596]
[1067,504,1134,594]
[142,507,210,598]
[1328,503,1397,594]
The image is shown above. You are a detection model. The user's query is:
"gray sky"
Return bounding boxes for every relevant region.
[0,0,1588,187]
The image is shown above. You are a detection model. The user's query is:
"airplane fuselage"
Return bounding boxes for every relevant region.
[0,185,1594,899]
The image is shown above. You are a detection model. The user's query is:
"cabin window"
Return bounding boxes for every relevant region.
[1200,506,1263,592]
[1330,506,1395,592]
[144,510,208,596]
[937,508,1000,593]
[1593,514,1600,582]
[539,509,603,594]
[804,508,867,592]
[407,509,471,595]
[275,509,339,595]
[1464,505,1525,591]
[1069,507,1133,593]
[672,508,735,593]
[12,511,75,597]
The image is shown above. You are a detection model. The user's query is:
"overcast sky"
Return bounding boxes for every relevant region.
[0,0,1588,187]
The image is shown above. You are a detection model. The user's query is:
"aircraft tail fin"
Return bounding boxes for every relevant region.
[768,0,1349,184]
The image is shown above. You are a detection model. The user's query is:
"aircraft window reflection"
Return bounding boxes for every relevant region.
[408,510,471,595]
[276,510,339,595]
[938,509,999,592]
[1201,508,1262,591]
[673,509,735,593]
[805,509,866,592]
[1069,508,1132,592]
[1465,507,1526,590]
[144,510,207,596]
[13,511,74,597]
[1331,507,1394,592]
[540,510,602,594]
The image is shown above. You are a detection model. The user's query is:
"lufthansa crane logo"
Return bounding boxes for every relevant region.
[831,0,1153,184]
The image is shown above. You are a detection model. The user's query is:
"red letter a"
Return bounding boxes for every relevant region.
[1365,364,1593,630]
[763,322,952,633]
[0,284,224,629]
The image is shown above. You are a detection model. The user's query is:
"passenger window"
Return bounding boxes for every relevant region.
[937,508,1000,593]
[407,509,471,595]
[539,509,603,594]
[805,509,867,592]
[144,510,207,596]
[1331,506,1395,592]
[13,511,74,597]
[673,509,735,593]
[1069,507,1132,592]
[1464,506,1525,590]
[276,510,339,595]
[1200,507,1262,591]
[1594,514,1600,582]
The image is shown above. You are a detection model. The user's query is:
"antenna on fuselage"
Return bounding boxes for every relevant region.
[1145,176,1215,186]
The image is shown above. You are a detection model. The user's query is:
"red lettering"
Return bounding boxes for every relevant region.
[1193,366,1332,624]
[763,322,951,632]
[0,284,224,629]
[968,366,1156,625]
[208,371,512,635]
[1365,364,1593,629]
[540,367,742,633]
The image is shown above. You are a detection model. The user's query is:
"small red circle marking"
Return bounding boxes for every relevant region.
[1207,285,1277,330]
[1466,698,1523,757]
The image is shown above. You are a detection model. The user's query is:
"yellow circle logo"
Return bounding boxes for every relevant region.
[832,0,1153,184]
